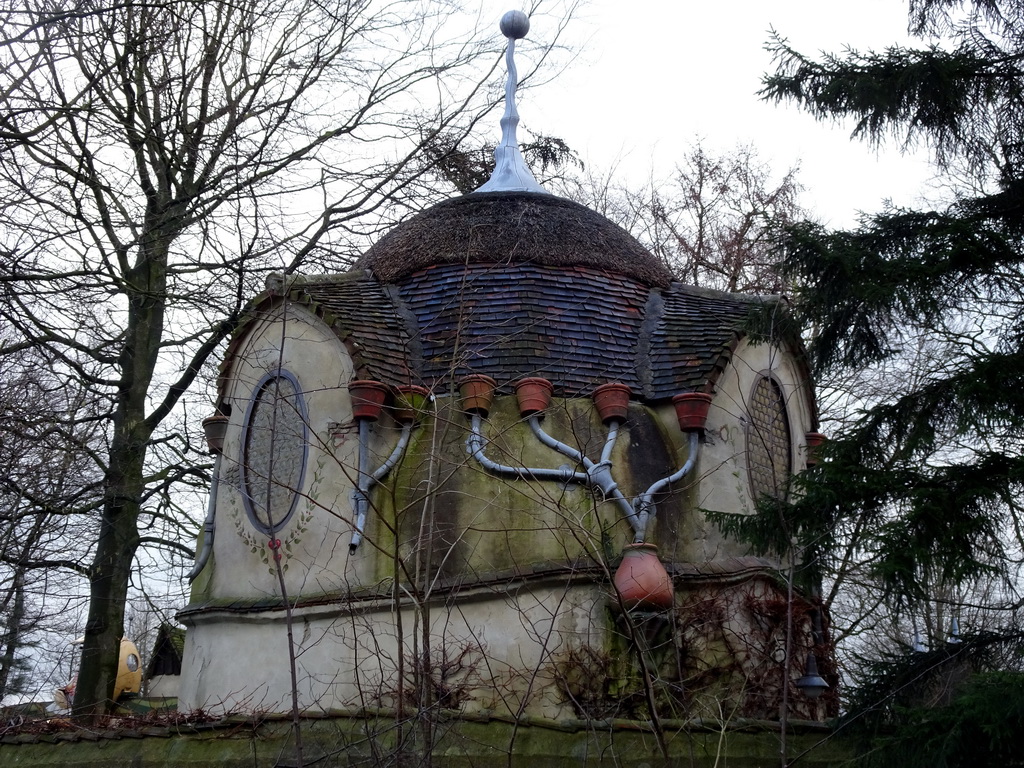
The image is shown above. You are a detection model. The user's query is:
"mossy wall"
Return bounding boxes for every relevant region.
[186,307,813,612]
[385,395,684,583]
[0,712,851,768]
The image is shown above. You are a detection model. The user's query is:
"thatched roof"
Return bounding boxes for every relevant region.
[357,192,673,288]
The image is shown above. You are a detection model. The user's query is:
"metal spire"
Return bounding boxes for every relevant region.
[475,10,549,195]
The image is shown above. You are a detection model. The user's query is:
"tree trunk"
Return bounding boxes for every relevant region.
[75,241,166,719]
[0,569,27,700]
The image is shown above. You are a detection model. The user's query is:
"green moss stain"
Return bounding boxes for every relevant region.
[357,394,706,590]
[0,714,852,767]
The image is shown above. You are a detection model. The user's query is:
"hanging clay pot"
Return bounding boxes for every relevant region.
[513,377,553,416]
[672,392,714,432]
[393,385,431,424]
[592,382,631,424]
[613,543,674,611]
[348,380,389,421]
[459,374,497,417]
[805,431,828,467]
[202,413,230,455]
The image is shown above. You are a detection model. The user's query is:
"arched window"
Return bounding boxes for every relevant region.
[240,370,308,534]
[746,374,792,501]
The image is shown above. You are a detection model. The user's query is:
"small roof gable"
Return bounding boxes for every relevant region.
[145,624,185,679]
[647,284,767,396]
[293,272,417,385]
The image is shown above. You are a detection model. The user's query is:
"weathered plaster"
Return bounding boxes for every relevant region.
[686,337,815,561]
[180,306,826,721]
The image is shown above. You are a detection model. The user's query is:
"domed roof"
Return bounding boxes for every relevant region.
[357,191,673,289]
[247,190,781,402]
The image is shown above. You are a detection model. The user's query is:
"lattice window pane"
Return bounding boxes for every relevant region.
[242,373,307,533]
[747,376,792,501]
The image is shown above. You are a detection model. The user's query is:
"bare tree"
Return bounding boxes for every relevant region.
[0,344,99,702]
[0,0,571,718]
[562,142,807,293]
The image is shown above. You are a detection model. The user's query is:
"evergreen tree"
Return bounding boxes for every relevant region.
[840,632,1024,768]
[742,0,1024,755]
[760,0,1024,613]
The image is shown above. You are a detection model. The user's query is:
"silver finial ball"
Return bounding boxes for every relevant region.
[500,10,530,40]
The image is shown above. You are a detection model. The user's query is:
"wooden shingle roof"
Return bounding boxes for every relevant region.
[279,265,770,401]
[290,272,416,386]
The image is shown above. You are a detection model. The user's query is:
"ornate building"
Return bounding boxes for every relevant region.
[179,11,832,726]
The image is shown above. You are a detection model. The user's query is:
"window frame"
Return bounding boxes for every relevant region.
[239,369,309,536]
[745,372,793,503]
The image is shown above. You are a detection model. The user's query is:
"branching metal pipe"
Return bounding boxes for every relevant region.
[528,415,637,530]
[467,405,699,543]
[633,430,701,542]
[468,414,586,484]
[187,453,221,583]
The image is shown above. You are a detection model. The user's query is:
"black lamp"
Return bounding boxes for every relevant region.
[794,653,829,700]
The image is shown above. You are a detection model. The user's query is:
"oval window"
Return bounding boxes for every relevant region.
[746,375,792,501]
[240,371,308,534]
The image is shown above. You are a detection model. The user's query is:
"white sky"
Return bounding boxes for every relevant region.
[502,0,936,227]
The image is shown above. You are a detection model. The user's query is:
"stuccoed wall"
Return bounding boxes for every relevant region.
[384,394,678,581]
[684,336,816,560]
[191,306,814,606]
[196,301,364,602]
[179,306,823,719]
[180,578,612,716]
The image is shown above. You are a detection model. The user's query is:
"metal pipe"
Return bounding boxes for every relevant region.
[187,453,222,583]
[373,422,413,483]
[349,419,371,553]
[600,421,620,464]
[467,414,586,484]
[528,415,638,530]
[468,410,649,536]
[350,421,414,554]
[633,431,701,541]
[529,414,586,465]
